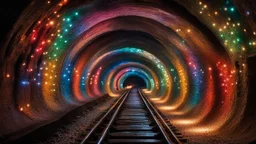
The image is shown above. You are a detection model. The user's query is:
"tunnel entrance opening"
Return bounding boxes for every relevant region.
[123,76,146,88]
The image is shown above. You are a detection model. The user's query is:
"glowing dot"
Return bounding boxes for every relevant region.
[6,74,10,78]
[47,1,50,4]
[27,104,30,107]
[230,7,235,12]
[212,23,216,27]
[50,21,54,25]
[214,11,218,15]
[204,5,207,8]
[20,108,24,111]
[208,67,212,71]
[246,11,250,15]
[199,1,202,5]
[75,12,79,15]
[187,29,191,33]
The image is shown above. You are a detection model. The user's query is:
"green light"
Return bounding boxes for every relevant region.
[230,7,235,12]
[75,12,78,16]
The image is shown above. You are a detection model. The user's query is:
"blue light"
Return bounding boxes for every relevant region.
[21,81,30,85]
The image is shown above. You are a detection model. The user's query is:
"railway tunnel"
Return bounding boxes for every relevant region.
[0,0,256,143]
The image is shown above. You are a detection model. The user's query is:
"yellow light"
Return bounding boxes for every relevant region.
[187,29,191,33]
[204,5,207,8]
[50,21,54,25]
[20,107,24,111]
[214,11,218,15]
[199,1,202,5]
[159,106,175,111]
[212,23,216,27]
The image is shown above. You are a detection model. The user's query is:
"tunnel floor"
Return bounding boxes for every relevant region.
[9,89,249,144]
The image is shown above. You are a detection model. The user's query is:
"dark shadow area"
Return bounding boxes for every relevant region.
[8,95,112,144]
[123,75,146,88]
[244,56,256,128]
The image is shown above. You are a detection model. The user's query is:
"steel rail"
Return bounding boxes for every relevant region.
[139,89,182,144]
[97,90,130,144]
[80,90,130,144]
[138,89,172,144]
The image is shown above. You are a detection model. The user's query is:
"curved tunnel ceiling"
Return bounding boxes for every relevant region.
[0,0,256,142]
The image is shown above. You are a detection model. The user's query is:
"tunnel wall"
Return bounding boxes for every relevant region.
[0,0,256,143]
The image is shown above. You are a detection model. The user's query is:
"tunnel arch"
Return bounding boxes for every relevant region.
[0,0,255,143]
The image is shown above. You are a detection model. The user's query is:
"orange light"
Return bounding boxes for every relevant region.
[6,74,10,78]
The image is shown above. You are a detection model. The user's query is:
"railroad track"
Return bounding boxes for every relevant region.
[77,88,186,144]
